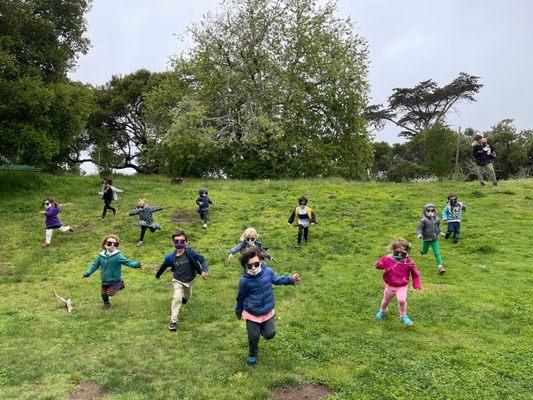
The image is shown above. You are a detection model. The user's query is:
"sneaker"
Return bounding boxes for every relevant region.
[113,208,117,215]
[202,223,208,229]
[99,216,105,221]
[246,356,257,366]
[444,232,450,240]
[154,224,162,230]
[376,310,387,319]
[401,315,413,327]
[438,265,446,274]
[181,297,188,304]
[295,243,302,249]
[168,322,178,331]
[103,302,111,310]
[137,241,143,248]
[452,240,458,245]
[42,242,50,247]
[69,227,75,233]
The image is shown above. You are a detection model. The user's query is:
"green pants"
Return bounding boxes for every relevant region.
[421,240,442,266]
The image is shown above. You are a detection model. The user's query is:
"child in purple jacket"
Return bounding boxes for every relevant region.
[40,198,74,247]
[373,238,421,327]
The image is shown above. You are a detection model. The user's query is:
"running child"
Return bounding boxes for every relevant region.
[235,247,301,366]
[417,203,446,274]
[196,188,213,228]
[40,198,74,247]
[82,234,141,310]
[442,194,467,244]
[374,238,421,327]
[227,227,275,263]
[98,178,124,220]
[155,231,208,331]
[288,196,317,248]
[128,199,164,247]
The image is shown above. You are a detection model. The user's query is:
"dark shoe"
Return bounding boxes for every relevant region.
[420,251,424,256]
[181,297,188,304]
[113,208,117,215]
[452,240,458,245]
[69,227,75,232]
[103,302,111,310]
[247,356,257,366]
[120,281,125,291]
[444,232,450,240]
[168,322,178,331]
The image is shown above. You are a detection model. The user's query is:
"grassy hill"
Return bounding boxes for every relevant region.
[0,173,531,400]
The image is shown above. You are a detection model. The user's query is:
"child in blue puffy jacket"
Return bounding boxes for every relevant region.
[196,188,213,228]
[235,247,301,366]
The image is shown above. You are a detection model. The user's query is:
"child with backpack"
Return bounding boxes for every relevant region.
[374,238,421,327]
[40,198,74,247]
[98,178,124,220]
[196,188,213,228]
[442,194,467,244]
[128,199,164,247]
[288,196,317,248]
[235,247,301,365]
[155,231,208,331]
[82,235,141,310]
[417,204,446,274]
[227,227,275,263]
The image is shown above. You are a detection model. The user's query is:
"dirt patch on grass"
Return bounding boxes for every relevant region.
[69,383,107,399]
[271,383,334,400]
[170,210,196,224]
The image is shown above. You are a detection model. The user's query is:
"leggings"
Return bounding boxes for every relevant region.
[297,225,309,245]
[45,226,72,244]
[380,285,408,317]
[246,317,276,357]
[101,200,116,218]
[421,239,442,266]
[139,225,156,241]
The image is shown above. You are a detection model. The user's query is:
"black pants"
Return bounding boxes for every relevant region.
[101,199,115,218]
[446,222,461,242]
[246,317,276,357]
[199,209,209,224]
[139,225,156,241]
[297,224,309,245]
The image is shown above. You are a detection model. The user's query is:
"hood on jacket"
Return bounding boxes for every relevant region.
[99,249,121,257]
[199,188,208,196]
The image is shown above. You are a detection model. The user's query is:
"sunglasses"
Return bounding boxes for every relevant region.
[173,239,186,244]
[106,242,118,247]
[427,209,436,213]
[393,251,407,257]
[245,261,261,270]
[246,238,256,242]
[44,202,50,206]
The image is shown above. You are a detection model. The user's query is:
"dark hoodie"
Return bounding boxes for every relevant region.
[416,203,441,241]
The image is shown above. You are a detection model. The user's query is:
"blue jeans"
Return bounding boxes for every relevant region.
[446,222,461,242]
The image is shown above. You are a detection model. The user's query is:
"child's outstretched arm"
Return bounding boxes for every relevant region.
[271,271,296,285]
[373,259,385,270]
[235,280,249,319]
[311,210,317,224]
[128,207,142,216]
[148,206,164,213]
[462,203,467,211]
[288,211,296,225]
[82,256,102,278]
[118,254,141,269]
[155,259,170,279]
[410,263,422,290]
[416,219,425,239]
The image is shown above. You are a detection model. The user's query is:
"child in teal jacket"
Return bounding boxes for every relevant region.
[83,235,142,309]
[442,193,467,244]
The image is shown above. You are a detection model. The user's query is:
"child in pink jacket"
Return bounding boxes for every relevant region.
[373,238,421,327]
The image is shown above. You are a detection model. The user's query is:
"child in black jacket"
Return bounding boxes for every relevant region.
[288,196,317,248]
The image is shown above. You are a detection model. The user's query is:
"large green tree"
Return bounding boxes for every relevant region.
[157,0,372,178]
[0,0,92,169]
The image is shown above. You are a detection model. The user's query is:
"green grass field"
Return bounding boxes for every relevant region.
[0,173,531,400]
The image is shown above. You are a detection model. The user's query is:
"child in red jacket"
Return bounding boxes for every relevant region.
[373,238,421,327]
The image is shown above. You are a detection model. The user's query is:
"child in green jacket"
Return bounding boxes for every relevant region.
[82,235,142,309]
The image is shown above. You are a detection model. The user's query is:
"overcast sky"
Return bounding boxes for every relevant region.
[69,0,533,144]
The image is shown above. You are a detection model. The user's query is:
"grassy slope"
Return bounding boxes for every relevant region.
[0,173,531,400]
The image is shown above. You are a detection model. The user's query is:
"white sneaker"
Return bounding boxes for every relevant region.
[202,224,208,228]
[137,241,143,248]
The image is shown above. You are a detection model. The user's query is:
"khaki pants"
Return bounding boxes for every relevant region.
[45,226,72,244]
[476,163,497,184]
[171,280,193,323]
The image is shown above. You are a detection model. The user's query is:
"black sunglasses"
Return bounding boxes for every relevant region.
[44,202,50,206]
[173,239,186,244]
[106,241,119,247]
[393,250,407,257]
[246,261,261,270]
[427,209,436,213]
[246,238,255,241]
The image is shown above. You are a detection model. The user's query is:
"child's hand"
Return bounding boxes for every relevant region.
[236,314,242,320]
[201,272,207,279]
[417,234,423,240]
[81,273,89,279]
[292,273,301,282]
[439,232,446,237]
[373,261,382,269]
[227,253,233,262]
[39,211,45,214]
[270,256,276,262]
[414,287,421,291]
[198,202,204,206]
[287,223,291,226]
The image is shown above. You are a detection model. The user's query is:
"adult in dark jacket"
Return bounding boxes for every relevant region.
[472,134,498,186]
[235,247,301,366]
[155,231,208,331]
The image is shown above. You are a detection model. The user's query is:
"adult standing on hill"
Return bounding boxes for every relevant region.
[472,134,498,187]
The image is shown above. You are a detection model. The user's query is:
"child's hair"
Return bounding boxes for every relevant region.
[138,198,147,205]
[474,133,483,141]
[238,246,264,267]
[389,238,411,253]
[103,178,112,185]
[101,234,120,249]
[480,137,488,144]
[43,197,55,206]
[447,193,457,200]
[298,196,308,204]
[240,227,258,241]
[171,230,189,241]
[199,188,208,195]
